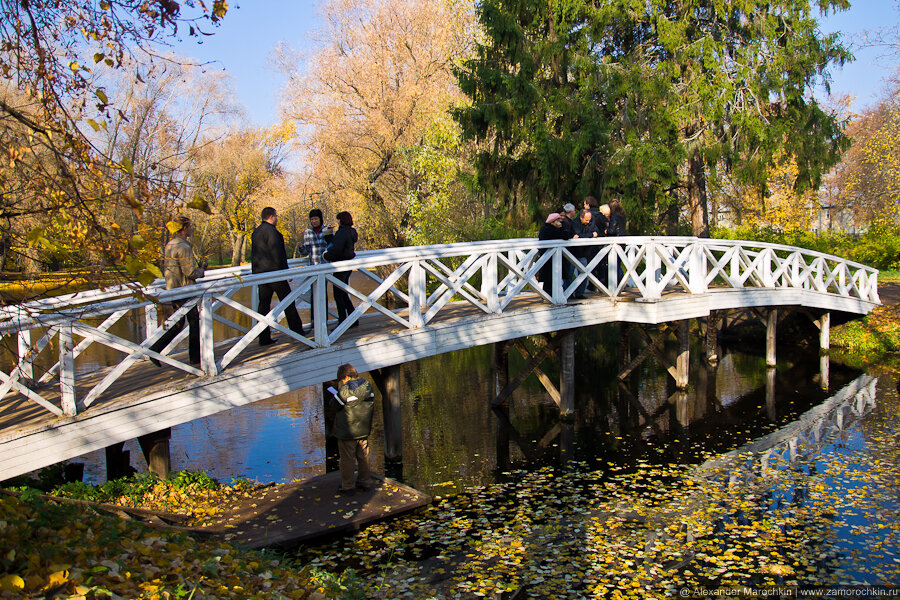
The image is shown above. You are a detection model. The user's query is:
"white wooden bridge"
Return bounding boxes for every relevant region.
[0,236,880,481]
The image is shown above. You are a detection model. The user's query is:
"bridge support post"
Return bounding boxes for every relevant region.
[820,354,830,392]
[705,311,720,365]
[766,309,778,367]
[766,367,777,422]
[138,428,171,479]
[373,365,403,461]
[491,341,510,403]
[560,330,576,418]
[105,442,134,481]
[495,405,511,472]
[321,385,339,474]
[493,335,564,408]
[676,320,690,389]
[560,421,575,464]
[815,312,831,352]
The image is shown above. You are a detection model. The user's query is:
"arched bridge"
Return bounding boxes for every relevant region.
[0,237,880,480]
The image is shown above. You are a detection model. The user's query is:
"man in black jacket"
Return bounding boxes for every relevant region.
[251,207,304,346]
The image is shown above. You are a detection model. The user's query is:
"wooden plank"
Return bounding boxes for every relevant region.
[197,473,430,549]
[512,340,560,406]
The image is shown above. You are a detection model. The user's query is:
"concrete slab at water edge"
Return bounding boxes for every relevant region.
[876,282,900,305]
[197,472,431,550]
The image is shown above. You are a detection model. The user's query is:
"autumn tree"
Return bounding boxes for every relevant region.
[191,125,292,266]
[280,0,478,249]
[0,0,227,291]
[829,83,900,226]
[97,61,241,263]
[456,0,851,236]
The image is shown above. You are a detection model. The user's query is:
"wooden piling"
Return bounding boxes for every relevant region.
[374,365,403,461]
[559,421,574,464]
[491,340,510,403]
[705,311,719,364]
[820,354,830,392]
[676,320,690,389]
[816,312,831,352]
[560,330,576,418]
[495,405,511,472]
[765,367,777,422]
[766,309,778,367]
[321,384,339,473]
[138,428,171,479]
[105,442,134,481]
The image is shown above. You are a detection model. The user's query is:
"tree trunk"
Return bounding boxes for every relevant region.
[230,232,246,267]
[687,149,709,237]
[664,201,679,235]
[21,244,43,276]
[0,233,9,272]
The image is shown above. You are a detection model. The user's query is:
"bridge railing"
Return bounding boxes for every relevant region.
[0,237,880,418]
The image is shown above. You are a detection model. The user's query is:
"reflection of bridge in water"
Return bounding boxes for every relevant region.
[0,237,880,481]
[700,374,878,481]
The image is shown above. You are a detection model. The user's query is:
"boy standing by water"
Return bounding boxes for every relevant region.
[328,363,376,495]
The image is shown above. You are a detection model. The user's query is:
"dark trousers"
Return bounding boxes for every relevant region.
[258,280,304,344]
[150,300,200,364]
[333,271,354,322]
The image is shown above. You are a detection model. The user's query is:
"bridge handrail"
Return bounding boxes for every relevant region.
[0,236,880,334]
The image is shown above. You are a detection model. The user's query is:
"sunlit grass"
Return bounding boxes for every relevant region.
[878,270,900,283]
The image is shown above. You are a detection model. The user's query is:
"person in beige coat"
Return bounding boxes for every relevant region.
[149,216,205,366]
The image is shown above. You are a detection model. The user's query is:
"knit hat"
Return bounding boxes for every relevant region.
[309,208,323,220]
[546,212,562,224]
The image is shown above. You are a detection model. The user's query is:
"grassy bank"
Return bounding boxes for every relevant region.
[0,474,359,599]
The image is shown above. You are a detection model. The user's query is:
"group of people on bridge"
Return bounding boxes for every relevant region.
[537,196,627,298]
[149,196,627,364]
[150,206,359,364]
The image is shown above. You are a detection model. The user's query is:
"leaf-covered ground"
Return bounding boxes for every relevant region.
[46,470,261,527]
[833,304,900,369]
[0,489,341,599]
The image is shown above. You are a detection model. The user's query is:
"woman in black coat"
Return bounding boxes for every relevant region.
[324,211,358,326]
[607,198,627,236]
[537,212,573,294]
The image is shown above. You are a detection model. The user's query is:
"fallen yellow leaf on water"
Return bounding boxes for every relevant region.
[0,574,24,592]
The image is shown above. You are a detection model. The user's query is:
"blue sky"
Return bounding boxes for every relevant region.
[172,1,898,126]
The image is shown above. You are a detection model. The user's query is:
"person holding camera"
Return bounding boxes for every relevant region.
[297,208,333,324]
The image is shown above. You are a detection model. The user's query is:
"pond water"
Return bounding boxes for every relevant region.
[69,323,848,489]
[57,323,900,595]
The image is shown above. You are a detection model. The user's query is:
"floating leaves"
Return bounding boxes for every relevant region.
[296,386,900,598]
